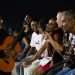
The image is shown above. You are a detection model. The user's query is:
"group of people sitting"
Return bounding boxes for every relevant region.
[0,9,75,75]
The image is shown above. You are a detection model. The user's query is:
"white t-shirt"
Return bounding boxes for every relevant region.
[30,32,48,57]
[30,32,38,48]
[30,32,45,51]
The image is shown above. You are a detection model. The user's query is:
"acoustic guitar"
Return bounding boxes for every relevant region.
[0,35,20,72]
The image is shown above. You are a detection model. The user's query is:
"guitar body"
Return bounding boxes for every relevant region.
[0,58,15,72]
[0,34,21,72]
[0,36,15,72]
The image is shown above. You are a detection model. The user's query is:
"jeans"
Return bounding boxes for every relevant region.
[46,61,64,75]
[65,68,75,75]
[56,67,71,75]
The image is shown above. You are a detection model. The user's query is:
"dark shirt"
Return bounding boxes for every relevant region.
[53,51,63,64]
[48,28,64,64]
[17,31,32,43]
[16,31,32,61]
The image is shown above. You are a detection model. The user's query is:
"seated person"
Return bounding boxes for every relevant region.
[22,18,64,75]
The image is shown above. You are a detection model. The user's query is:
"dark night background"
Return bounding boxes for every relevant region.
[0,0,75,30]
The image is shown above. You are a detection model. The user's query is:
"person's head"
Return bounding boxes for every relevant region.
[46,18,58,33]
[24,15,32,25]
[31,20,38,32]
[61,10,75,34]
[56,12,63,28]
[37,20,46,33]
[0,16,4,29]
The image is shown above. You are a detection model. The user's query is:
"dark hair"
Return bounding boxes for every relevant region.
[62,10,75,20]
[38,20,46,31]
[46,18,58,32]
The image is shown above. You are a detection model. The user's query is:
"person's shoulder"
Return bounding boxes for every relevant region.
[32,32,37,36]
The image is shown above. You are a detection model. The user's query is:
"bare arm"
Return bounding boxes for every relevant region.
[29,41,48,62]
[26,47,34,56]
[23,41,48,65]
[48,35,63,54]
[22,37,29,47]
